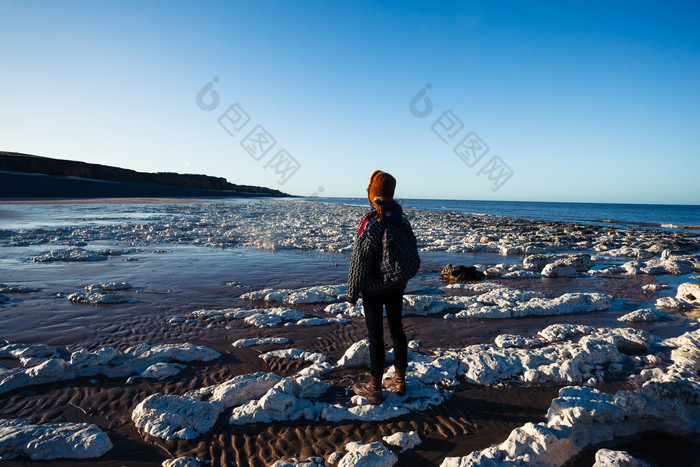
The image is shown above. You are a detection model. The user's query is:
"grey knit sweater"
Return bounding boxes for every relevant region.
[347,204,420,300]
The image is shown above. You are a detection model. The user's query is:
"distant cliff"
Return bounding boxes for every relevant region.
[0,152,289,198]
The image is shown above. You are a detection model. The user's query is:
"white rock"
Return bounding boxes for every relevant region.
[501,270,543,278]
[243,308,307,328]
[0,359,68,395]
[241,284,347,304]
[230,375,329,425]
[68,291,131,304]
[325,284,608,320]
[598,265,626,274]
[443,378,700,466]
[337,340,370,367]
[133,371,281,440]
[0,419,112,460]
[404,282,425,294]
[295,362,334,378]
[292,316,351,326]
[270,457,325,466]
[324,300,364,317]
[525,254,593,274]
[85,281,133,292]
[655,296,688,309]
[195,372,280,408]
[140,363,184,380]
[443,282,501,292]
[243,313,284,328]
[327,451,343,464]
[121,343,219,366]
[602,247,655,259]
[618,308,668,323]
[658,329,700,381]
[408,354,460,386]
[402,294,462,315]
[446,332,623,386]
[19,356,49,367]
[382,431,421,452]
[476,287,545,307]
[593,448,651,467]
[0,343,59,359]
[0,343,218,395]
[338,441,398,467]
[0,284,40,293]
[162,457,201,467]
[510,293,611,318]
[260,348,327,364]
[641,283,669,293]
[232,337,290,347]
[622,255,694,276]
[332,383,443,422]
[132,394,220,440]
[523,254,552,272]
[236,373,444,425]
[494,334,540,348]
[189,307,257,320]
[484,266,504,277]
[541,261,578,278]
[454,293,611,320]
[677,282,700,306]
[31,248,108,262]
[441,454,500,467]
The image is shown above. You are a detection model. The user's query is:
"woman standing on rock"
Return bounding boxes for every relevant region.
[342,170,421,404]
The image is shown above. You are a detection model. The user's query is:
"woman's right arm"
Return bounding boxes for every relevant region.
[347,223,381,302]
[347,234,366,303]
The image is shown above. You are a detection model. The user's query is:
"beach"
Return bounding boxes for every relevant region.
[1,198,699,466]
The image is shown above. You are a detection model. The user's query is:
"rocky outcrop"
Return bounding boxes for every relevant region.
[0,419,112,460]
[523,253,594,277]
[0,152,288,197]
[621,250,694,276]
[656,282,700,309]
[677,282,700,304]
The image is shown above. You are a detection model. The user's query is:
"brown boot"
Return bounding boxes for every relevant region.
[352,374,382,405]
[383,368,406,396]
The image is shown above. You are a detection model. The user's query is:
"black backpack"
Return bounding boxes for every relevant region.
[379,219,421,284]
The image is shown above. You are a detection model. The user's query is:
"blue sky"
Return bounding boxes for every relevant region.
[1,1,698,204]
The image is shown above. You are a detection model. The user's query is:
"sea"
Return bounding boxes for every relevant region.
[316,198,700,232]
[1,197,699,233]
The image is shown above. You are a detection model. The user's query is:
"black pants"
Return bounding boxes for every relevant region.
[363,289,408,377]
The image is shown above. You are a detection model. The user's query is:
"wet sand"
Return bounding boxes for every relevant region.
[1,200,699,466]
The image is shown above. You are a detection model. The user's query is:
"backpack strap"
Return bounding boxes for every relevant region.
[357,211,378,236]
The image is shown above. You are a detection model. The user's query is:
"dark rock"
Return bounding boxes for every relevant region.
[440,264,485,282]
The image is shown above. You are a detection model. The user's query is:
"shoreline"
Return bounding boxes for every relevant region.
[0,199,699,465]
[2,196,699,234]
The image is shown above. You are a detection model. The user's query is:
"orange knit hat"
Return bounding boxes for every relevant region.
[367,170,396,203]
